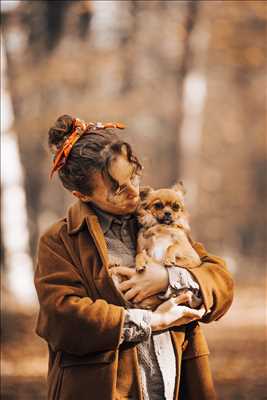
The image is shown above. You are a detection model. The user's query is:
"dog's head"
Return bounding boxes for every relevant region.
[136,182,190,231]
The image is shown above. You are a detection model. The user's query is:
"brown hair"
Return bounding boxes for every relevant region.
[48,114,142,195]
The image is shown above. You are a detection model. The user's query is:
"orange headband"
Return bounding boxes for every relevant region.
[49,118,125,179]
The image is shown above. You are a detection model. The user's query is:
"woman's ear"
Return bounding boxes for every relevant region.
[72,190,91,202]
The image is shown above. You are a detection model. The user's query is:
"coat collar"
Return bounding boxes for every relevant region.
[89,203,134,234]
[67,200,95,235]
[67,200,110,269]
[67,200,135,236]
[66,200,137,273]
[89,203,116,234]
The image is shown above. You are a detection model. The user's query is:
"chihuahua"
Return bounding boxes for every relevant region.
[136,182,201,272]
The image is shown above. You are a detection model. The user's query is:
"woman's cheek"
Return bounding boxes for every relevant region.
[106,192,118,204]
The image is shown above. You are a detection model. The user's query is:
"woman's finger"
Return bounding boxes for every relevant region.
[190,306,206,319]
[197,306,206,318]
[132,291,147,303]
[119,280,133,292]
[166,305,204,328]
[177,305,205,319]
[172,315,200,327]
[124,287,140,301]
[136,296,162,310]
[173,292,193,305]
[112,266,135,278]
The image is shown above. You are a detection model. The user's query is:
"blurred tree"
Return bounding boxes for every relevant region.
[119,0,140,94]
[175,0,199,176]
[1,0,93,256]
[44,1,72,51]
[191,1,267,263]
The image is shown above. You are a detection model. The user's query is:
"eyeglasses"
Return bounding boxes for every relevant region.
[113,174,141,196]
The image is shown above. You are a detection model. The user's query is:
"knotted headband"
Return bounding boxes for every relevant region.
[49,118,125,179]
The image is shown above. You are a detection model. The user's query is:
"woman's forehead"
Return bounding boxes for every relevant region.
[108,154,135,185]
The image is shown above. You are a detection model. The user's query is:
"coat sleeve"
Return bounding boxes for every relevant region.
[34,225,125,356]
[184,241,234,323]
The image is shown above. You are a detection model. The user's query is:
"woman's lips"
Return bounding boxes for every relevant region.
[126,195,139,202]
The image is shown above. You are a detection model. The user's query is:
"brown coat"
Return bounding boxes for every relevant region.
[34,200,234,400]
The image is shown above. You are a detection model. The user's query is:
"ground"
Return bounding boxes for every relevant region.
[1,279,266,399]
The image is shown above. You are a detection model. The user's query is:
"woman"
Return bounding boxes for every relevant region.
[35,115,234,400]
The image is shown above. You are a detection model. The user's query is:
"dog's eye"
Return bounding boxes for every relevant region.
[172,203,180,212]
[154,202,164,210]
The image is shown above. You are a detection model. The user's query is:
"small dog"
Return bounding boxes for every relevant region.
[136,182,201,272]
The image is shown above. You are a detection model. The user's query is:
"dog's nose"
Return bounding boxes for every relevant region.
[164,211,172,218]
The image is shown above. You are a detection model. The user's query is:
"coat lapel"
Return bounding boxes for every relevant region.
[67,200,127,306]
[85,214,126,307]
[86,214,109,271]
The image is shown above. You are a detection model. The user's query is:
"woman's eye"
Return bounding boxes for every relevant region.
[154,202,164,210]
[113,174,140,196]
[115,184,127,195]
[172,203,180,212]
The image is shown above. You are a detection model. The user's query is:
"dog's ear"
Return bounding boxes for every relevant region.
[171,181,186,195]
[140,186,152,201]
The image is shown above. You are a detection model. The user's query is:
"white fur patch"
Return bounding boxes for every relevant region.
[150,238,172,263]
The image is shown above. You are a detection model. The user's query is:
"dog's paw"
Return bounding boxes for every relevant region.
[109,263,120,268]
[135,254,148,272]
[164,256,176,267]
[177,258,200,268]
[136,265,146,273]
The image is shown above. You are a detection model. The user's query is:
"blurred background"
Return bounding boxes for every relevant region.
[1,0,266,399]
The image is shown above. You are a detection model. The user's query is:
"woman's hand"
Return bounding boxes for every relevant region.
[151,292,206,332]
[113,262,169,303]
[134,294,163,310]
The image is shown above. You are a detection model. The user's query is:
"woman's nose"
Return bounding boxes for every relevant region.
[127,185,139,199]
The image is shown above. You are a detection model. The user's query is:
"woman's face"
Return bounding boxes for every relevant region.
[73,151,141,215]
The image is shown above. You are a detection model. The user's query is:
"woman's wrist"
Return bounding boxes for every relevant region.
[121,309,153,343]
[151,312,165,331]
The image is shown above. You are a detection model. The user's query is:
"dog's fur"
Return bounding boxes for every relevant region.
[136,183,201,272]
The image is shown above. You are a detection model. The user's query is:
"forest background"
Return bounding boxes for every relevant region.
[1,1,266,399]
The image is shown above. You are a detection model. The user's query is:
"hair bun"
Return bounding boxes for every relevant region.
[48,114,74,154]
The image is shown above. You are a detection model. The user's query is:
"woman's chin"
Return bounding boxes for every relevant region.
[127,197,139,208]
[118,200,139,214]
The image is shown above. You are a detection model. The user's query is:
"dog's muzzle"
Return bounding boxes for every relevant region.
[158,216,173,225]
